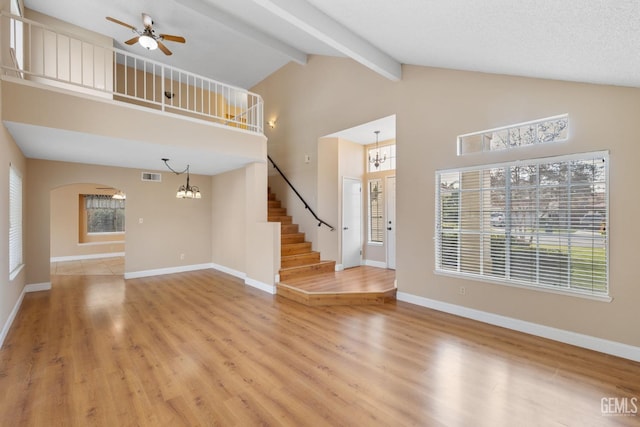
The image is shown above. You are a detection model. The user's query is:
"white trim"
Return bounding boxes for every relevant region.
[335,264,344,271]
[396,291,640,362]
[9,263,24,281]
[209,264,275,294]
[245,277,276,294]
[77,241,125,246]
[51,252,125,263]
[124,263,212,279]
[0,281,52,349]
[364,259,387,269]
[210,263,246,280]
[25,282,51,292]
[0,287,24,349]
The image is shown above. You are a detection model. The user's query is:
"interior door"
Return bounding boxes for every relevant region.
[386,176,396,269]
[342,177,362,269]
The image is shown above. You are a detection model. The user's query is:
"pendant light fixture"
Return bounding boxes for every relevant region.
[162,158,202,199]
[369,130,386,169]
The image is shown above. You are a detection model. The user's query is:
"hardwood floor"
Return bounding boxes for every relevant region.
[1,269,639,426]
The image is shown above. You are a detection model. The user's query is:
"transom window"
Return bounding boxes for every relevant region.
[435,151,608,298]
[367,144,396,172]
[457,114,569,155]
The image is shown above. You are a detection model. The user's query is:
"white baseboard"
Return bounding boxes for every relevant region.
[210,264,275,294]
[245,277,276,294]
[364,259,387,269]
[0,282,52,349]
[335,264,344,271]
[124,263,213,279]
[210,263,246,280]
[0,290,25,349]
[396,292,640,363]
[51,252,125,263]
[25,282,52,292]
[125,262,277,296]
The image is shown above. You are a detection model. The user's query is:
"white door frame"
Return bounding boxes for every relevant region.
[386,175,396,270]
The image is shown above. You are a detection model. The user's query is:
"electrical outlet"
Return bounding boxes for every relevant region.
[458,286,466,296]
[138,218,144,224]
[180,253,185,260]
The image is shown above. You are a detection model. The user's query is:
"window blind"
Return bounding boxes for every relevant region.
[435,151,608,297]
[369,179,384,242]
[9,166,23,275]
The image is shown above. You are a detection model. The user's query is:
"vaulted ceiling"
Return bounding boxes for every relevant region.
[24,0,640,89]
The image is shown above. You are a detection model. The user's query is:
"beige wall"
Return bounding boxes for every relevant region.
[211,163,279,285]
[50,183,125,259]
[253,55,640,347]
[0,116,27,341]
[26,159,212,283]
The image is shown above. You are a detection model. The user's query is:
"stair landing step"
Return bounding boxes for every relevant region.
[279,260,336,281]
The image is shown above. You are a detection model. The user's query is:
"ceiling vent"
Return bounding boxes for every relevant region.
[141,172,161,182]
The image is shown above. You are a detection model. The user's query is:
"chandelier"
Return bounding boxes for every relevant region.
[162,158,202,199]
[369,130,386,169]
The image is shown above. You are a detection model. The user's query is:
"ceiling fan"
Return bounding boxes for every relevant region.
[106,13,185,56]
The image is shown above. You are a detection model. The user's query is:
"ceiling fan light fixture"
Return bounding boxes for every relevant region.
[139,34,158,50]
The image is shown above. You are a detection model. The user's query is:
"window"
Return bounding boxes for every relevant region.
[9,165,23,277]
[368,179,384,243]
[83,195,125,233]
[368,144,396,172]
[435,151,608,298]
[458,114,569,155]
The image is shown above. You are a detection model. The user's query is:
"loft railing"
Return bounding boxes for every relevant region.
[0,12,263,133]
[268,155,335,231]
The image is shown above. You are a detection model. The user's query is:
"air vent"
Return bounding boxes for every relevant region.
[141,172,161,182]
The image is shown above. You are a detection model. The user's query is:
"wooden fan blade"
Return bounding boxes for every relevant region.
[159,34,186,43]
[124,36,140,45]
[106,16,137,31]
[157,41,172,56]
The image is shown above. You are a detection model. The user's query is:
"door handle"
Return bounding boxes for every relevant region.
[387,227,392,230]
[343,227,349,230]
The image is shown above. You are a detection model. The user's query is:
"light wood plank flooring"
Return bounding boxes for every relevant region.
[1,269,639,426]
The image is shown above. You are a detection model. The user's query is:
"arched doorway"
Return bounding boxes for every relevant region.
[50,183,125,276]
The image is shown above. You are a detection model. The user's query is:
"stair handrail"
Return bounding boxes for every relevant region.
[268,155,335,231]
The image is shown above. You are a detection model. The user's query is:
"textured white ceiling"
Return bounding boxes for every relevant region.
[16,0,640,174]
[305,0,640,87]
[24,0,640,89]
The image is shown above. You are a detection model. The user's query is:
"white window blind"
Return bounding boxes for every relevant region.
[368,179,384,243]
[9,165,23,276]
[435,151,608,297]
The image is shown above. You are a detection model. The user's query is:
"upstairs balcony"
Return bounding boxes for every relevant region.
[1,12,263,133]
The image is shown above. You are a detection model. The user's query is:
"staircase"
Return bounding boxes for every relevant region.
[268,188,336,282]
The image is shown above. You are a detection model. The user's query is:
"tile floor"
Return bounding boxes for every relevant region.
[50,256,124,276]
